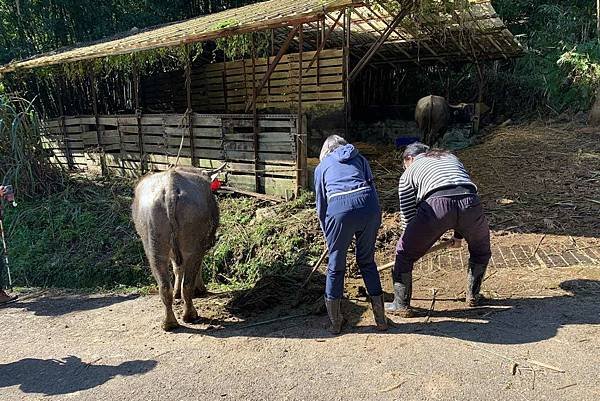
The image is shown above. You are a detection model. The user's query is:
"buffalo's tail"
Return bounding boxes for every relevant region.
[165,173,183,266]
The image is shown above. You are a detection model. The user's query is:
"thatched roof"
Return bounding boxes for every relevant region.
[0,0,521,73]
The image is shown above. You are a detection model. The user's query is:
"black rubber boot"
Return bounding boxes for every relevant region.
[466,261,488,307]
[325,297,344,334]
[384,272,415,318]
[370,295,388,331]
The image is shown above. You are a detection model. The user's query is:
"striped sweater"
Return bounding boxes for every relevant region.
[398,153,477,228]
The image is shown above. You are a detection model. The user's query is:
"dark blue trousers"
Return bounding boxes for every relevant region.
[324,192,383,300]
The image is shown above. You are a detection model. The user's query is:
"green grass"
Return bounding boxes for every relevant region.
[3,177,149,289]
[3,177,323,291]
[204,191,323,290]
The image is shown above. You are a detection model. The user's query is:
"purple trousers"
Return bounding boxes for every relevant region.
[394,194,491,281]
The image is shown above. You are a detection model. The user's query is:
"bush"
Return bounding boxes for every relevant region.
[0,94,64,198]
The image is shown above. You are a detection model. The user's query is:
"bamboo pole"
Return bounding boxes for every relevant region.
[345,7,352,132]
[348,4,412,83]
[251,34,261,193]
[304,11,343,75]
[132,61,146,174]
[57,75,74,170]
[88,65,106,176]
[245,25,300,113]
[184,45,196,167]
[222,59,228,112]
[296,23,305,194]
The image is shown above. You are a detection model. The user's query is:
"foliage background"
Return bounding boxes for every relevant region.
[2,1,600,115]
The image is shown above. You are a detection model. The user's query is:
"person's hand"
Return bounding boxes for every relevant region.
[0,186,14,202]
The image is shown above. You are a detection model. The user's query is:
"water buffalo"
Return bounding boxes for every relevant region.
[415,95,485,145]
[132,166,220,331]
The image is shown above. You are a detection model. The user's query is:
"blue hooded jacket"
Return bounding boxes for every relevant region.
[314,144,379,231]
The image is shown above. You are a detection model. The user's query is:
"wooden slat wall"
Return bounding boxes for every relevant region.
[141,49,344,113]
[41,113,304,198]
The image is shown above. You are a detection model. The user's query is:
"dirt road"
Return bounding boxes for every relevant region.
[1,120,598,400]
[1,264,599,401]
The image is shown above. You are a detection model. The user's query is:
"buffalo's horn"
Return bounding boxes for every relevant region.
[209,163,228,181]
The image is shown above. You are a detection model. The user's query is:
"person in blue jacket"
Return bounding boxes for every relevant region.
[314,135,387,334]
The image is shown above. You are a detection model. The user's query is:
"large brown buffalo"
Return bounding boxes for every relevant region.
[132,166,220,331]
[415,95,486,145]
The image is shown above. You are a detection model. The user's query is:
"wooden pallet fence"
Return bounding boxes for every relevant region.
[42,113,303,197]
[141,49,345,113]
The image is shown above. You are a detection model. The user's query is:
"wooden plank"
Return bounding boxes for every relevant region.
[140,115,168,125]
[192,127,224,137]
[117,116,140,125]
[44,120,60,128]
[258,132,294,143]
[192,115,222,126]
[97,116,118,126]
[227,174,295,197]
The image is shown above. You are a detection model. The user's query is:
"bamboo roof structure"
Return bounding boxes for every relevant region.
[0,0,522,74]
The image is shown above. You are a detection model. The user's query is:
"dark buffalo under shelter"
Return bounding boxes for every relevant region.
[0,0,521,198]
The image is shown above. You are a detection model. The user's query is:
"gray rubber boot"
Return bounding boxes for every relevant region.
[466,261,488,307]
[370,295,388,331]
[325,297,344,334]
[384,272,415,318]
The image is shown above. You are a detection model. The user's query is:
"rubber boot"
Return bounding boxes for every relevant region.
[384,272,415,317]
[325,297,344,334]
[466,261,488,307]
[370,295,388,331]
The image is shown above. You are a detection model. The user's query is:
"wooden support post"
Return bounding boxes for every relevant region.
[342,9,349,136]
[57,75,74,170]
[184,45,196,167]
[316,19,320,86]
[222,60,229,112]
[344,7,352,134]
[245,25,300,113]
[132,62,146,174]
[251,34,261,193]
[89,65,106,176]
[296,23,306,194]
[348,4,412,83]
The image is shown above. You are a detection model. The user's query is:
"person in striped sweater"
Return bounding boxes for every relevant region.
[385,143,491,317]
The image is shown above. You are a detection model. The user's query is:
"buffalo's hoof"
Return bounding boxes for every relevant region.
[182,309,199,323]
[162,320,180,331]
[466,294,486,307]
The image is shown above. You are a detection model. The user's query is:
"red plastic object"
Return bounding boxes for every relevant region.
[210,179,222,192]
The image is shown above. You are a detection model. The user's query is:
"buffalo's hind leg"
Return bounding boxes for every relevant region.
[173,263,183,300]
[180,255,204,323]
[193,269,207,298]
[144,236,179,331]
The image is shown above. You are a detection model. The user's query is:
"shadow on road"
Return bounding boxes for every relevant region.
[0,356,157,396]
[2,293,139,317]
[178,279,600,344]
